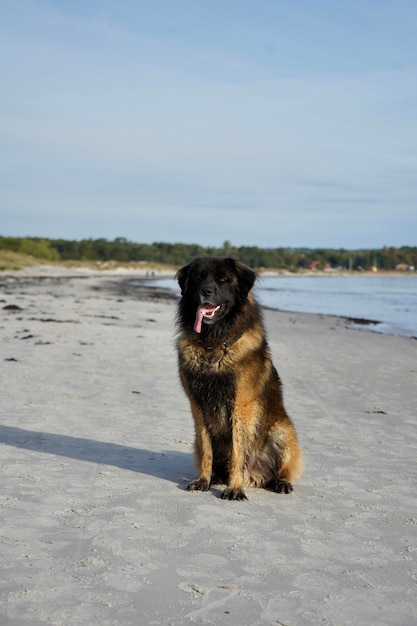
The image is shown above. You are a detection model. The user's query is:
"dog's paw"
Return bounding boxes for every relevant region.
[186,478,210,492]
[270,478,293,494]
[221,488,248,501]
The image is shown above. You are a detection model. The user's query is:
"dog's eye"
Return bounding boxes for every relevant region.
[218,275,230,283]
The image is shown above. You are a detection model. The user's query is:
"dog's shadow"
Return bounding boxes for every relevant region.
[0,425,193,488]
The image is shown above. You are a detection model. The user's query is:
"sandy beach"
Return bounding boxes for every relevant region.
[1,269,416,626]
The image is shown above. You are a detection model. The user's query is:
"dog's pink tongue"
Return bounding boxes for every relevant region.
[194,305,217,333]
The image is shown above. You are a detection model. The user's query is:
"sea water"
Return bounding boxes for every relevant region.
[256,274,417,338]
[142,274,417,338]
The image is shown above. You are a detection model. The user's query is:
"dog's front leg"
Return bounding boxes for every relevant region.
[221,415,247,501]
[187,402,213,491]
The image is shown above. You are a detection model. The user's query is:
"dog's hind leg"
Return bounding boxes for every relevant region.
[266,426,304,494]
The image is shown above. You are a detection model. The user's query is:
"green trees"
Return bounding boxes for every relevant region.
[0,237,59,261]
[0,236,416,270]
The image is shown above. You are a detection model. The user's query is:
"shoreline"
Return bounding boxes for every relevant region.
[1,271,416,625]
[127,274,417,340]
[3,268,416,339]
[2,261,416,278]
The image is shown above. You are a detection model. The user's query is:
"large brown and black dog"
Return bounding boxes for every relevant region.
[176,256,303,500]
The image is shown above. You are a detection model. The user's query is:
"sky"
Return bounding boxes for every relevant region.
[1,0,416,249]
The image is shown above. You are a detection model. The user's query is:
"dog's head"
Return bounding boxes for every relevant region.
[176,257,257,333]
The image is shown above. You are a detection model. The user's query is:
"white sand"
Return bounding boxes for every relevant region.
[1,271,416,626]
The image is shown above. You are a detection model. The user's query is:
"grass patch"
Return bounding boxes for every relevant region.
[0,250,49,271]
[0,251,176,274]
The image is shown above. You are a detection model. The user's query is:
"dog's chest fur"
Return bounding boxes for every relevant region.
[179,344,236,434]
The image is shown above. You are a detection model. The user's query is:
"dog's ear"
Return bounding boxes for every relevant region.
[229,259,257,298]
[176,263,191,295]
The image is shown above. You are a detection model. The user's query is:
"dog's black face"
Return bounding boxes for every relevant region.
[176,257,256,334]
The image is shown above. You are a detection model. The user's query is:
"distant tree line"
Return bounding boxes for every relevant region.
[1,236,416,271]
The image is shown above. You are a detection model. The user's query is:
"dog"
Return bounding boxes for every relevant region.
[175,256,303,500]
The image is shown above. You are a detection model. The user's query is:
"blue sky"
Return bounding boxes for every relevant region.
[1,0,416,249]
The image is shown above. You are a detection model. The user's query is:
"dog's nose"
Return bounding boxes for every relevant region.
[200,283,214,299]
